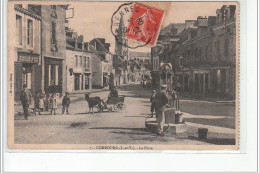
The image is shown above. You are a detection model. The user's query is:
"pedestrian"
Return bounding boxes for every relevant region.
[50,93,58,115]
[150,90,156,117]
[109,87,118,98]
[62,92,70,114]
[38,92,45,114]
[44,93,50,111]
[154,85,169,136]
[34,91,41,115]
[20,84,32,120]
[169,89,177,108]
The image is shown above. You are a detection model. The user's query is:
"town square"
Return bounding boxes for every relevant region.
[9,2,238,148]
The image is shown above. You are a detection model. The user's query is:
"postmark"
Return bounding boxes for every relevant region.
[111,2,165,48]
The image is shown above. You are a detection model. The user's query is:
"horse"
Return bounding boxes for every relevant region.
[84,93,103,114]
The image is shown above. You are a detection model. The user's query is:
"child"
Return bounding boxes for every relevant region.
[44,93,50,111]
[39,93,45,114]
[150,90,156,118]
[62,92,70,114]
[50,93,58,115]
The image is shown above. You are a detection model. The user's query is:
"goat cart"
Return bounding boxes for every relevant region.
[103,95,126,112]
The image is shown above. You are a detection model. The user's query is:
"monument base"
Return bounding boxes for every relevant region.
[145,118,188,134]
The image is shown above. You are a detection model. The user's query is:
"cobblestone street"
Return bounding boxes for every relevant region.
[13,84,236,145]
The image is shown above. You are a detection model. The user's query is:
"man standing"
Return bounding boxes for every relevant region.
[20,84,32,120]
[109,87,118,98]
[62,92,70,114]
[155,85,168,136]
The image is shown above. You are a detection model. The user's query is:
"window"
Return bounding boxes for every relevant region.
[80,56,82,67]
[49,65,58,86]
[199,48,202,62]
[16,15,22,45]
[51,22,56,44]
[75,55,78,67]
[87,57,90,69]
[153,57,159,71]
[83,57,86,67]
[225,38,229,56]
[51,5,56,9]
[179,57,183,66]
[216,40,221,59]
[27,19,33,46]
[205,45,208,61]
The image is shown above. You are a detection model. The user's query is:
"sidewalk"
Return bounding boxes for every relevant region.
[14,87,110,116]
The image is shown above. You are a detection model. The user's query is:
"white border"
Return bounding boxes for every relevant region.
[1,0,259,172]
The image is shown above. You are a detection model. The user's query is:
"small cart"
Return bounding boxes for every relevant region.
[103,95,126,112]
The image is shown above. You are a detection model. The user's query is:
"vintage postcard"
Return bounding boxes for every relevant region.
[8,1,239,150]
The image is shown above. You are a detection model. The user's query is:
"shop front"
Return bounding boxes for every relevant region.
[14,52,41,100]
[44,57,63,95]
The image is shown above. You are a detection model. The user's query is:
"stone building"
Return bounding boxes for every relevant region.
[12,5,42,100]
[89,38,113,88]
[174,5,236,98]
[66,28,92,92]
[40,5,68,95]
[151,5,236,98]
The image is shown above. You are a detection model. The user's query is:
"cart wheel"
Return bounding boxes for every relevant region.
[121,104,126,111]
[117,103,125,112]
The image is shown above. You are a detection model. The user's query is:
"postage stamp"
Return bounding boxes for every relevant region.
[111,2,164,48]
[7,1,239,150]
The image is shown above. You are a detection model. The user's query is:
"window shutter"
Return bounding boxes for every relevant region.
[55,65,58,85]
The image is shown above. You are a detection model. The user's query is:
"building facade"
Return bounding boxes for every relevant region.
[89,38,112,88]
[151,5,236,98]
[66,29,92,92]
[174,5,236,98]
[13,5,42,100]
[41,5,67,95]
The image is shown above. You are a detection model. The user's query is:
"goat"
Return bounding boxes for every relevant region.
[84,93,103,114]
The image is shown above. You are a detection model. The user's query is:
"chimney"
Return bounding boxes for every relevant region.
[185,20,196,29]
[171,26,178,35]
[229,5,236,19]
[78,35,84,43]
[208,16,217,27]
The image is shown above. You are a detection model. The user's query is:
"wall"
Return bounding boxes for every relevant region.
[91,53,102,87]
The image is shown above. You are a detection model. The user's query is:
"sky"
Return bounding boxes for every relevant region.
[67,2,237,53]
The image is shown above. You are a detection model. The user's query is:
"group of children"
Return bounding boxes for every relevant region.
[34,92,70,115]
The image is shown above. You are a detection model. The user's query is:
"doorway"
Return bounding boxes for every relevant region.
[74,74,80,90]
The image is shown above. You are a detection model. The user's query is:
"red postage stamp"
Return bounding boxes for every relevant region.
[126,3,165,46]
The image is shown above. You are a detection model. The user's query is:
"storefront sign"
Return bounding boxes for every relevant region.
[18,53,39,63]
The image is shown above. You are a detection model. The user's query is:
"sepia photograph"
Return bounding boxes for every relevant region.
[7,1,239,150]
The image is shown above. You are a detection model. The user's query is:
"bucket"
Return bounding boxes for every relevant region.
[175,113,183,124]
[198,128,208,140]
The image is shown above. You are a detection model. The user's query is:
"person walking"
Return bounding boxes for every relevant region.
[150,90,156,117]
[62,92,70,114]
[50,93,58,115]
[20,84,32,120]
[154,85,168,136]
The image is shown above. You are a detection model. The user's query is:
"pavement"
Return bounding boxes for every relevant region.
[14,84,236,145]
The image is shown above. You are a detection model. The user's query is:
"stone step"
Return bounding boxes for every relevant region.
[145,119,188,134]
